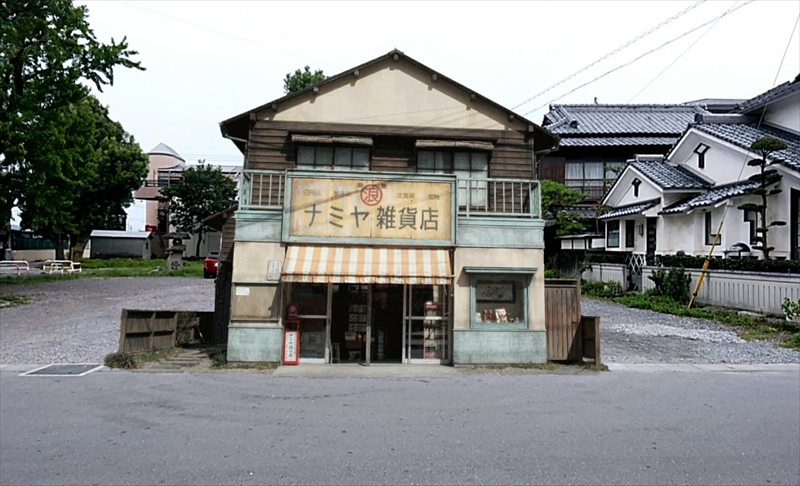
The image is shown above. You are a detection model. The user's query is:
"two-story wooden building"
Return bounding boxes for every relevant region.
[217,50,558,365]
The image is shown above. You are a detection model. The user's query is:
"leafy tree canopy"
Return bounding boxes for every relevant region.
[159,164,238,256]
[283,66,326,94]
[1,0,143,232]
[540,180,589,236]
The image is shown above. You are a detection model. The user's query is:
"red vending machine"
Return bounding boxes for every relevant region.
[282,303,300,365]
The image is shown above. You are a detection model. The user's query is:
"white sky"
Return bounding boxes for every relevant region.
[80,0,800,166]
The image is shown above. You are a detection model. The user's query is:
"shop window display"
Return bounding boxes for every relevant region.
[471,277,527,327]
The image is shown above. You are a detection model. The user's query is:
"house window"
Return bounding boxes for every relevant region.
[607,220,620,248]
[705,212,720,245]
[418,150,489,205]
[743,209,758,245]
[297,146,370,171]
[694,143,710,169]
[566,161,622,199]
[625,220,635,248]
[464,269,533,330]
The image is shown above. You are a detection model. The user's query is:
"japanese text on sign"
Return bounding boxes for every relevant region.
[288,178,452,241]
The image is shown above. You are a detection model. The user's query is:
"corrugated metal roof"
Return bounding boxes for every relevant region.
[630,160,711,189]
[90,230,152,239]
[543,104,708,136]
[660,180,760,215]
[692,123,800,173]
[599,199,659,220]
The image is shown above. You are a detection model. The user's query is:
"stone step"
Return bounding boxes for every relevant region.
[165,357,202,362]
[134,367,183,373]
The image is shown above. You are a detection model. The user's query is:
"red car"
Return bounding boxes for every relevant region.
[203,251,219,279]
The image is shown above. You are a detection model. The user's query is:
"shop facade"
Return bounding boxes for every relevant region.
[218,50,556,365]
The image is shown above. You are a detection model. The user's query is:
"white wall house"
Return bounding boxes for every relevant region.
[600,74,800,261]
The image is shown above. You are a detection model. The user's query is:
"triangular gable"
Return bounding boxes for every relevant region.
[603,165,663,208]
[220,50,557,149]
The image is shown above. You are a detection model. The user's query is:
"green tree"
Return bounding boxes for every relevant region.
[283,66,326,94]
[737,136,786,260]
[16,96,148,259]
[159,163,237,256]
[1,0,143,237]
[540,179,588,236]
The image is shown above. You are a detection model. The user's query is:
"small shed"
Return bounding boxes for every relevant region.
[90,230,153,259]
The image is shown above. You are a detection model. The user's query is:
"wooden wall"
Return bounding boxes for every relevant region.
[245,120,535,179]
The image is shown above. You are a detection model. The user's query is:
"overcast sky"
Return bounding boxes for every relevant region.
[80,0,800,166]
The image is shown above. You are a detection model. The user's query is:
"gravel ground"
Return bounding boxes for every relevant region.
[584,297,800,364]
[0,277,213,365]
[2,277,798,365]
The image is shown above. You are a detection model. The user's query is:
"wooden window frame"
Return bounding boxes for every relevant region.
[607,220,620,248]
[296,145,371,171]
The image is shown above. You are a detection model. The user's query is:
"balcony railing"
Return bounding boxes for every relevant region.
[238,170,541,218]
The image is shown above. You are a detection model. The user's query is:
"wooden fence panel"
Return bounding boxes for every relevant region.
[118,309,215,354]
[545,279,582,361]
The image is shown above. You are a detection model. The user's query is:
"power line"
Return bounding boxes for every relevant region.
[512,0,707,110]
[628,0,739,102]
[114,1,342,71]
[523,0,755,116]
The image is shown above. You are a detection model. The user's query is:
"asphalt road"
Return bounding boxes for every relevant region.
[1,367,798,486]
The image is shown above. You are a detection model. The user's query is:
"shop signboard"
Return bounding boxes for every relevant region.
[284,172,455,246]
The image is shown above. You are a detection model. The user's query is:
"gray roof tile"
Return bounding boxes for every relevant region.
[691,123,800,173]
[630,160,711,189]
[736,74,800,113]
[557,136,679,147]
[659,180,759,215]
[599,198,659,220]
[543,104,709,136]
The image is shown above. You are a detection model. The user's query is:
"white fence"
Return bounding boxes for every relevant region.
[642,266,800,316]
[581,263,627,288]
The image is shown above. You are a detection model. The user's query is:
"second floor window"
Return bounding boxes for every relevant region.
[565,161,624,199]
[297,146,370,171]
[418,150,489,206]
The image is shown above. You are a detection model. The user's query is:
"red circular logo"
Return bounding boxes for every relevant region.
[360,184,383,206]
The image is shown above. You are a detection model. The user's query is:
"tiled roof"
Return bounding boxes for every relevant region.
[630,160,711,189]
[599,198,659,220]
[557,136,679,147]
[160,164,242,174]
[736,73,800,113]
[659,180,759,215]
[691,123,800,173]
[554,206,598,219]
[542,104,708,136]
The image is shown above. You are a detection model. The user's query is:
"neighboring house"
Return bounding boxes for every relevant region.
[131,142,240,258]
[217,49,558,366]
[89,230,153,259]
[600,74,800,263]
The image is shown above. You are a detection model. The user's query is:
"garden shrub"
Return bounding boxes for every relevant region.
[104,352,138,369]
[648,267,691,302]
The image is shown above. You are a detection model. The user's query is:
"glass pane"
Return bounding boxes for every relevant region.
[585,162,604,180]
[605,162,624,180]
[334,147,352,168]
[471,152,489,176]
[297,146,315,166]
[474,278,525,325]
[299,318,326,359]
[565,162,583,180]
[292,284,328,316]
[316,147,333,168]
[352,148,370,170]
[454,152,470,172]
[435,151,452,172]
[409,285,446,360]
[418,151,434,172]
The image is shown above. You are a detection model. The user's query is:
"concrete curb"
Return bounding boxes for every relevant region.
[606,363,800,373]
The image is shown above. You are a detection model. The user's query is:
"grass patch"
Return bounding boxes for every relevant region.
[0,258,203,285]
[103,347,184,370]
[601,293,800,350]
[0,294,31,308]
[133,347,185,366]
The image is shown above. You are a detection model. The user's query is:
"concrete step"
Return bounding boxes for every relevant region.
[164,357,202,362]
[134,367,184,373]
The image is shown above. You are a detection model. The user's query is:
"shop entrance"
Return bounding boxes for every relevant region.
[287,282,450,365]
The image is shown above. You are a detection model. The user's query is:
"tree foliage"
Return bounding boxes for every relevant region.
[1,0,143,248]
[159,164,237,256]
[283,66,326,94]
[737,136,786,259]
[540,179,589,236]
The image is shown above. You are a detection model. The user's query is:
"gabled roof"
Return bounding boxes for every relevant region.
[630,160,711,190]
[558,136,678,147]
[220,49,558,151]
[599,198,659,220]
[659,180,760,215]
[691,123,800,173]
[148,143,185,162]
[736,73,800,114]
[542,104,709,139]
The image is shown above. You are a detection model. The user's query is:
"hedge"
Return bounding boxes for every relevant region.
[656,255,800,274]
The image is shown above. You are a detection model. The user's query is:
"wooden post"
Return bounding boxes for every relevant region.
[365,285,372,366]
[119,309,128,353]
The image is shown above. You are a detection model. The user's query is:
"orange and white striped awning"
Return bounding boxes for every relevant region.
[282,246,452,285]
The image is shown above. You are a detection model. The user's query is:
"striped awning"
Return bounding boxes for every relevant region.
[282,246,451,285]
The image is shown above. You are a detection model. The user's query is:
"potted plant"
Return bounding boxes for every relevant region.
[782,297,800,323]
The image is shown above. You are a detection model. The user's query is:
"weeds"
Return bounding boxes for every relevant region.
[0,258,203,285]
[210,350,227,368]
[104,352,138,369]
[0,294,31,308]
